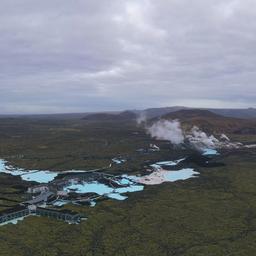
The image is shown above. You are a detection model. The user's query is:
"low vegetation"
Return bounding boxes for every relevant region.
[0,115,255,256]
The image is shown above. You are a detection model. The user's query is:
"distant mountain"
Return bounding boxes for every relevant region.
[1,107,255,121]
[156,109,256,134]
[163,109,220,119]
[83,111,137,122]
[138,106,188,119]
[208,108,256,119]
[136,107,256,120]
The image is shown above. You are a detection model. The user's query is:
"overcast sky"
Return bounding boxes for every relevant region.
[0,0,255,114]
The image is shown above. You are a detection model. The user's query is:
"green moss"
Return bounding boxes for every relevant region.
[0,118,256,255]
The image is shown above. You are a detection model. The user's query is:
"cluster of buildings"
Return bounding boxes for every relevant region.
[0,175,91,226]
[0,204,82,226]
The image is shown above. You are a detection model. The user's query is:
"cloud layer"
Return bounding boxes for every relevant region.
[0,0,255,113]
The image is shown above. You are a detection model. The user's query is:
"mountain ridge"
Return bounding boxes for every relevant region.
[154,109,256,134]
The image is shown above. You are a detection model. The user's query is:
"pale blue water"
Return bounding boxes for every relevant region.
[39,197,96,207]
[202,149,219,156]
[115,185,144,194]
[90,201,97,207]
[52,200,69,207]
[64,181,113,195]
[0,159,26,176]
[107,193,128,200]
[0,157,200,204]
[0,159,6,171]
[118,175,138,185]
[63,180,144,201]
[156,158,185,166]
[150,158,185,170]
[164,168,199,182]
[0,159,144,201]
[0,159,58,183]
[21,171,58,183]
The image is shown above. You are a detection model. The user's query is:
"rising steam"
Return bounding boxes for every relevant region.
[146,119,235,150]
[136,112,147,125]
[147,120,184,145]
[186,126,220,150]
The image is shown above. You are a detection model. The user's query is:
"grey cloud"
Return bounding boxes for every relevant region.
[0,0,255,114]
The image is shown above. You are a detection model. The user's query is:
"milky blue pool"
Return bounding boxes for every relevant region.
[202,149,219,156]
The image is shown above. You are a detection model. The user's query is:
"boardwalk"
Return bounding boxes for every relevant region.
[0,206,29,224]
[0,205,82,225]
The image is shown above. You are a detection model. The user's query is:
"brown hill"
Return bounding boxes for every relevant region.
[135,107,256,120]
[157,109,256,134]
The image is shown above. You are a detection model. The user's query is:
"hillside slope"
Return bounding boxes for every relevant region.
[137,107,256,120]
[157,109,256,134]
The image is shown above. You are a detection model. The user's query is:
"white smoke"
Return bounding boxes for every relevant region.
[147,120,185,145]
[220,134,230,141]
[136,112,147,125]
[186,126,220,150]
[146,120,237,150]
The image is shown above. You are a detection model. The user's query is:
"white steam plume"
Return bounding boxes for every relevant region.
[186,126,220,150]
[147,120,184,145]
[146,119,244,151]
[136,112,147,125]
